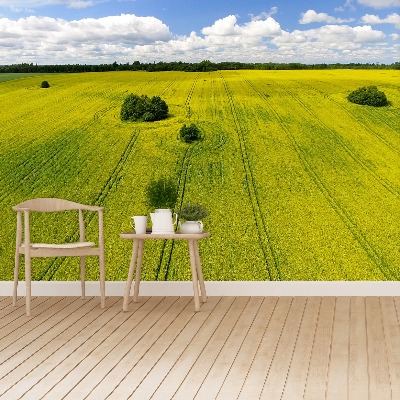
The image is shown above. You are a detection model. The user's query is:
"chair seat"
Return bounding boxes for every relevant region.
[22,241,96,249]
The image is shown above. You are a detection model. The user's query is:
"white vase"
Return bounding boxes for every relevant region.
[179,220,203,234]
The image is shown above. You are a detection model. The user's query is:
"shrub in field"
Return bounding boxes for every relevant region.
[120,94,168,122]
[148,96,169,120]
[179,123,201,143]
[347,86,388,107]
[41,80,50,88]
[146,177,178,210]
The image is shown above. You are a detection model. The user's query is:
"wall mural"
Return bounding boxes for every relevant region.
[1,69,399,282]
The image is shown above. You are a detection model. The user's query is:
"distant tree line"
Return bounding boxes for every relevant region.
[1,60,399,73]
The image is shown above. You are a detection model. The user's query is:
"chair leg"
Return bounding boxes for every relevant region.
[25,256,31,317]
[80,256,86,300]
[99,251,105,309]
[13,252,20,306]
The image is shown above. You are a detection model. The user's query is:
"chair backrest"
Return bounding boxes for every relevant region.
[13,198,101,213]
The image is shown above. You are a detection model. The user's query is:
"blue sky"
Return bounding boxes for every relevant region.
[0,0,399,64]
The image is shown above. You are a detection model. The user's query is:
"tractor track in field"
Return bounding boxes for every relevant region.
[275,81,400,200]
[93,130,140,207]
[184,73,201,107]
[1,77,179,204]
[159,141,202,280]
[0,102,118,202]
[183,73,201,118]
[242,76,398,279]
[42,130,140,280]
[220,73,281,280]
[156,74,202,280]
[0,133,81,203]
[160,72,185,96]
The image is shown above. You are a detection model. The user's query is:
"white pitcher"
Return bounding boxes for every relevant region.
[150,209,177,233]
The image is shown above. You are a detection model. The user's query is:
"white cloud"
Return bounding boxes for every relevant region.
[335,0,354,12]
[201,15,281,37]
[0,13,396,65]
[241,18,282,36]
[357,0,400,9]
[0,14,172,44]
[201,15,238,36]
[0,0,95,8]
[361,13,400,28]
[300,10,354,24]
[270,24,390,63]
[273,25,385,45]
[68,1,94,9]
[352,25,386,42]
[108,24,391,63]
[250,7,278,21]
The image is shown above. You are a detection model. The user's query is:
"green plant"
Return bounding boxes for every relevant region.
[179,123,201,143]
[145,177,178,210]
[120,94,168,122]
[41,80,50,88]
[347,86,388,107]
[178,204,209,221]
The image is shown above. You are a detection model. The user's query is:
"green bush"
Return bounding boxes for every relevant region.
[347,86,388,107]
[120,94,168,122]
[179,123,201,143]
[178,204,209,221]
[41,81,50,88]
[145,177,178,210]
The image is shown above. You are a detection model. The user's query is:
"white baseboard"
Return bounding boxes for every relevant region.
[0,281,398,297]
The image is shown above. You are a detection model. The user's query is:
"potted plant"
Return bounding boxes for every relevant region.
[145,177,178,210]
[177,204,209,234]
[145,177,178,233]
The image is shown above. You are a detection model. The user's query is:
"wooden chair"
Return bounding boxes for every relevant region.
[12,198,105,316]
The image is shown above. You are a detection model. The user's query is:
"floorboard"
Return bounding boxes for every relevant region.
[0,296,398,400]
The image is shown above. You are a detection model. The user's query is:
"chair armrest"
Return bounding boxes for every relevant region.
[81,205,104,212]
[12,206,30,212]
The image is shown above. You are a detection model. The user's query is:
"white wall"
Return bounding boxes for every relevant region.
[1,280,399,297]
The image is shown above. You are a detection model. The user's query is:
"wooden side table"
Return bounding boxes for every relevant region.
[120,231,210,312]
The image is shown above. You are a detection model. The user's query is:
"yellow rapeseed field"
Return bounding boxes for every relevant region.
[0,69,398,281]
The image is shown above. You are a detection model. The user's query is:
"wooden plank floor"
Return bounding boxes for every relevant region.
[0,295,399,399]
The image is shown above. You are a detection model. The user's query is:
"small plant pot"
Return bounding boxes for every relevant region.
[179,221,203,234]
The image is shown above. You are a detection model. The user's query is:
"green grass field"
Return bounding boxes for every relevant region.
[0,70,399,281]
[0,73,47,83]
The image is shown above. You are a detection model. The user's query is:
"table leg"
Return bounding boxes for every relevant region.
[133,239,144,303]
[123,240,139,311]
[193,240,207,303]
[188,239,200,311]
